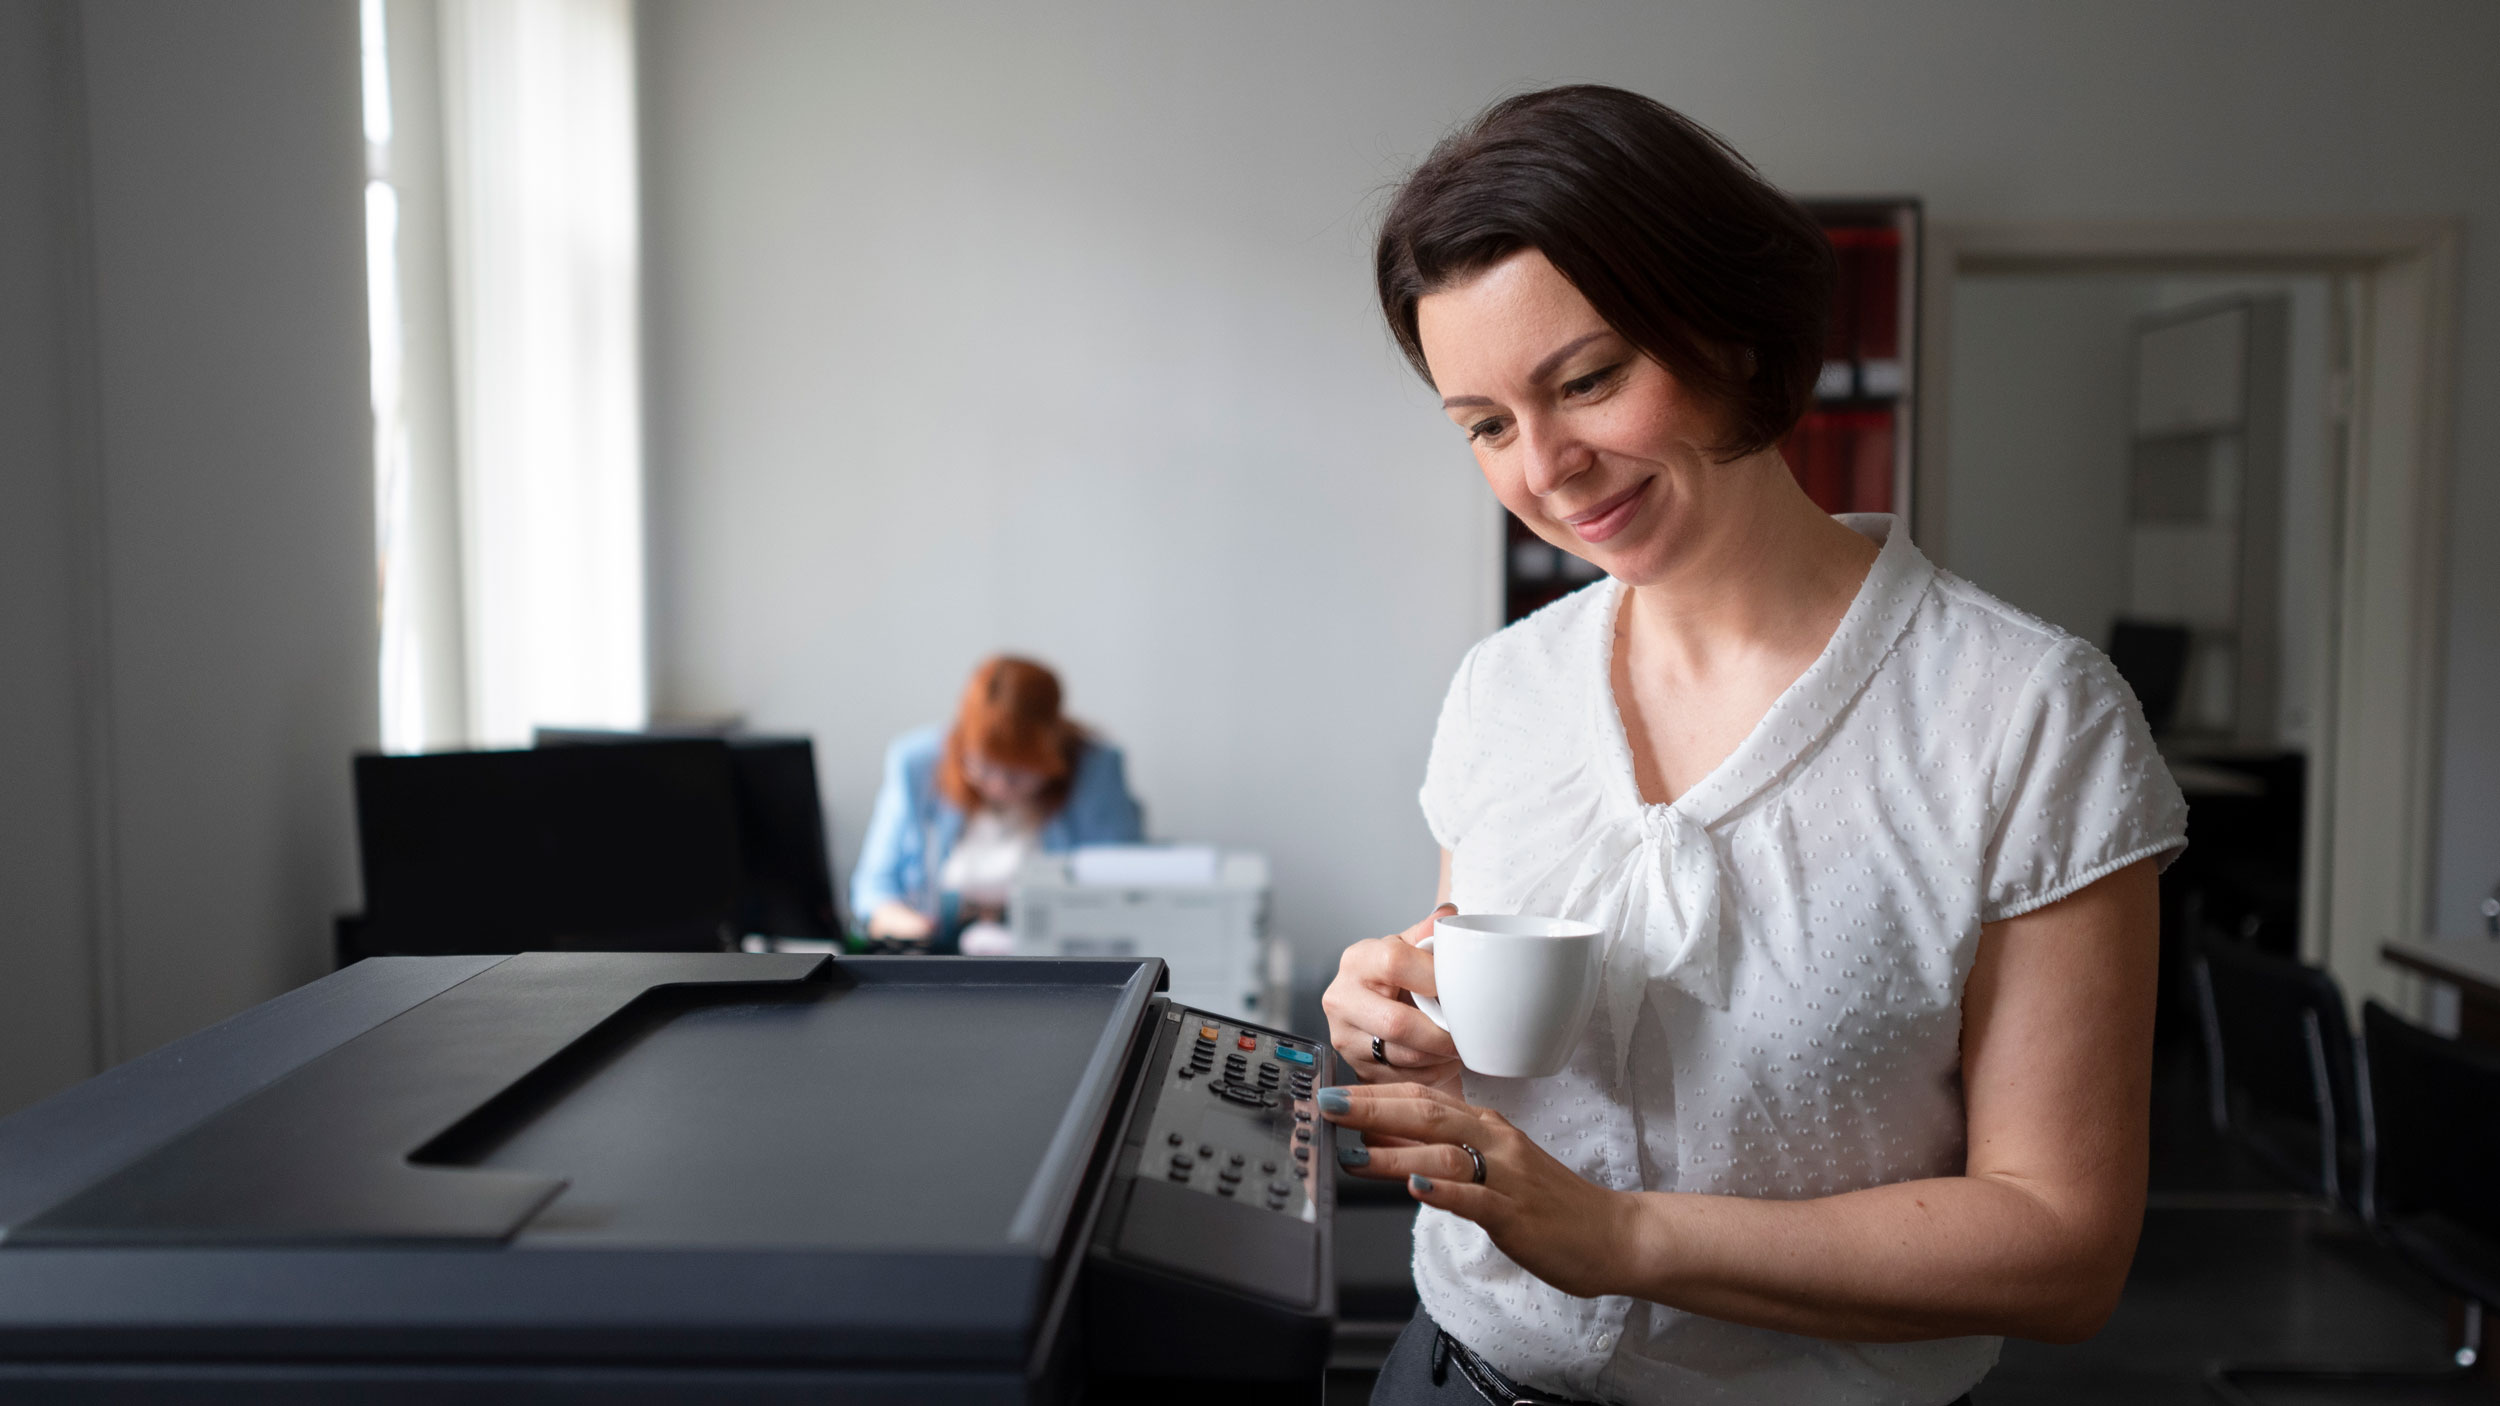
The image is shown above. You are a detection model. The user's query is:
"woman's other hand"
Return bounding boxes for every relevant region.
[1320,1081,1637,1301]
[1322,902,1464,1092]
[866,900,935,940]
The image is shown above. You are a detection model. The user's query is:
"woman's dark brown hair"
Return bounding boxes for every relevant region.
[937,655,1087,818]
[1375,84,1833,459]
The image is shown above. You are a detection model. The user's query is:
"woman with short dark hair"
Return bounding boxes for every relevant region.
[1320,86,2185,1405]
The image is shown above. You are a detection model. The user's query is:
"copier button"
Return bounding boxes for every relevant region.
[1199,1025,1220,1041]
[1167,1132,1183,1146]
[1269,1179,1291,1196]
[1227,1152,1245,1166]
[1237,1034,1257,1051]
[1293,1124,1311,1143]
[1291,1144,1310,1163]
[1198,1143,1214,1159]
[1262,1160,1277,1173]
[1274,1045,1315,1066]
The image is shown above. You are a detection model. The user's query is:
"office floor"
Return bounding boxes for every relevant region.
[1321,1048,2484,1405]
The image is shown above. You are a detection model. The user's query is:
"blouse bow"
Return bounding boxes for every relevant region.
[1552,803,1729,1078]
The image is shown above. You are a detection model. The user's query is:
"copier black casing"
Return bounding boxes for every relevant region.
[0,952,1337,1403]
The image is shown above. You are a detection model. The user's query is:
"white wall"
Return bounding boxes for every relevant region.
[1946,273,2333,749]
[639,0,2500,973]
[1944,277,2147,647]
[0,0,375,1112]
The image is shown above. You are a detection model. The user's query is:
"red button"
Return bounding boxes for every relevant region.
[1237,1034,1257,1051]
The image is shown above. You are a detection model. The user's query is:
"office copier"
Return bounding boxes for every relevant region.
[0,952,1338,1402]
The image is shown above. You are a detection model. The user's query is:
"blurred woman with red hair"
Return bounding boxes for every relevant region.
[850,656,1143,948]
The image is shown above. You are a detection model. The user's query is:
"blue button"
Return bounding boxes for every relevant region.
[1274,1045,1315,1066]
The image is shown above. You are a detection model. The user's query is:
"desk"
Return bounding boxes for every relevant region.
[2380,937,2500,1046]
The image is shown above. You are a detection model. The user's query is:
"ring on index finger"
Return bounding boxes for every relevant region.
[1370,1035,1388,1067]
[1459,1142,1486,1185]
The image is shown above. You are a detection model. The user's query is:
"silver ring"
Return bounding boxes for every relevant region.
[1370,1035,1388,1066]
[1460,1142,1486,1185]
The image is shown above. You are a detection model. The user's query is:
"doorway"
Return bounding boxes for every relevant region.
[1947,270,2342,1046]
[1920,219,2461,1023]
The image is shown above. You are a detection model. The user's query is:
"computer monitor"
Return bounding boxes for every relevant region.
[351,742,744,957]
[533,729,842,940]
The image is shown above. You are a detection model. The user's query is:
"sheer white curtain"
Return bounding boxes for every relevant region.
[362,0,645,752]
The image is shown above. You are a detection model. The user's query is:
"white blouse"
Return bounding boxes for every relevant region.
[1412,515,2188,1406]
[937,808,1041,906]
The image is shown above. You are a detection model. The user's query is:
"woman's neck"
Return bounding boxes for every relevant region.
[1616,450,1880,687]
[975,801,1042,830]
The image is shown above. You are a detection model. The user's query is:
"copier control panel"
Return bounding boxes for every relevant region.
[1084,1000,1335,1391]
[1131,1011,1323,1220]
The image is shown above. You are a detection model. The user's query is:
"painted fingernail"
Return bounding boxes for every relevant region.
[1316,1087,1352,1115]
[1410,1174,1434,1193]
[1337,1143,1370,1166]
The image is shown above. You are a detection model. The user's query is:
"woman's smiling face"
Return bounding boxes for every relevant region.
[1415,248,1739,588]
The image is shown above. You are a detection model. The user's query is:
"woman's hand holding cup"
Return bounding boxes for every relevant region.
[1323,902,1465,1094]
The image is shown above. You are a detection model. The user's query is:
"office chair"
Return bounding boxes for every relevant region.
[2206,1001,2500,1403]
[2109,617,2193,736]
[2358,1001,2500,1355]
[2190,933,2362,1207]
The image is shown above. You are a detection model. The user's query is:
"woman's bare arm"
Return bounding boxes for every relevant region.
[1327,857,2160,1343]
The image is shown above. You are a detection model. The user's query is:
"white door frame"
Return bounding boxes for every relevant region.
[1918,218,2463,1013]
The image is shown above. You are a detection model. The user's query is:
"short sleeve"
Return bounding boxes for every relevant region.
[1417,643,1483,853]
[1980,638,2190,923]
[848,733,925,919]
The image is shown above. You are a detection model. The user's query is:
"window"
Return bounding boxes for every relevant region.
[361,0,645,751]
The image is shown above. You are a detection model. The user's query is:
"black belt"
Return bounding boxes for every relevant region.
[1431,1327,1601,1405]
[1429,1324,1978,1406]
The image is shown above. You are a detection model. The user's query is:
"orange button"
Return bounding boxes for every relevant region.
[1237,1034,1258,1051]
[1199,1025,1220,1041]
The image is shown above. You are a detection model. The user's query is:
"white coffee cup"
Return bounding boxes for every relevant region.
[1411,914,1603,1079]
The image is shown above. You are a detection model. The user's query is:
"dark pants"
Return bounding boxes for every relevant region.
[1369,1308,1976,1406]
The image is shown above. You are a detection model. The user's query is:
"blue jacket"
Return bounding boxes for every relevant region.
[848,723,1145,922]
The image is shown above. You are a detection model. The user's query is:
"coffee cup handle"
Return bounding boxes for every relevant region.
[1408,934,1450,1031]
